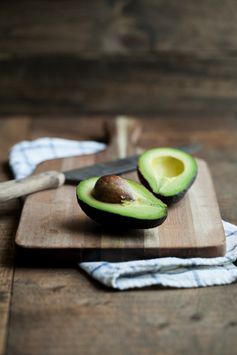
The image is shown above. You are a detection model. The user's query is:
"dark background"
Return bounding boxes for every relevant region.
[1,0,237,116]
[2,3,237,355]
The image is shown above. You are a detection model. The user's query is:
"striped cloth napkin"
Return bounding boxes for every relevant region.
[9,138,237,290]
[10,137,106,179]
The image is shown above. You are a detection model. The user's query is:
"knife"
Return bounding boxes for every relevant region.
[0,142,201,203]
[0,155,139,203]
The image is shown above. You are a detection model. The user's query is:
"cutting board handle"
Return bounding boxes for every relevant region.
[0,171,65,203]
[105,116,142,157]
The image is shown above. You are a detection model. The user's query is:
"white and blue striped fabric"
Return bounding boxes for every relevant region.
[81,221,237,290]
[9,138,237,290]
[9,137,106,180]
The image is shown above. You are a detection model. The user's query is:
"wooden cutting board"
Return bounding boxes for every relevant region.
[15,117,226,262]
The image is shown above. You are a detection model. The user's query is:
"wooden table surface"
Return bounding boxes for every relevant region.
[1,115,237,355]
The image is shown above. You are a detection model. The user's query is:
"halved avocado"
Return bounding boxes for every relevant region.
[138,147,198,204]
[76,176,167,229]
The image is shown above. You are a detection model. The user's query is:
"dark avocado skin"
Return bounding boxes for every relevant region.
[77,197,167,229]
[137,169,197,205]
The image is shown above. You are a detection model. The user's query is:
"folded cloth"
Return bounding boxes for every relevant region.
[81,221,237,289]
[9,137,106,179]
[9,138,237,290]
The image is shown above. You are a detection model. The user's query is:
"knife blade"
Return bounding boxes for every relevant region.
[64,154,139,184]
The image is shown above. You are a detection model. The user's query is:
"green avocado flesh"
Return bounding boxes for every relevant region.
[76,177,167,228]
[138,148,198,203]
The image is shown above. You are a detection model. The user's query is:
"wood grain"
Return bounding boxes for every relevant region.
[2,1,237,115]
[0,118,31,355]
[15,117,225,260]
[7,267,237,355]
[1,115,237,355]
[1,0,237,57]
[3,56,237,115]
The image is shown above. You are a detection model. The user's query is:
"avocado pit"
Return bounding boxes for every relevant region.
[92,175,135,204]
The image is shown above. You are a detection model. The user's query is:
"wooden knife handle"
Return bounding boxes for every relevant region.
[0,171,65,202]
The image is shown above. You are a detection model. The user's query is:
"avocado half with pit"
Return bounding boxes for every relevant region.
[76,175,167,229]
[138,147,198,204]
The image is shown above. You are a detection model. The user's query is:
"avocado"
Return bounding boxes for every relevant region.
[76,175,167,229]
[138,147,198,204]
